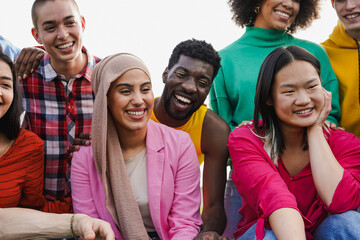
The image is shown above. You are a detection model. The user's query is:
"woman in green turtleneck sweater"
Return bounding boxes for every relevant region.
[210,0,340,238]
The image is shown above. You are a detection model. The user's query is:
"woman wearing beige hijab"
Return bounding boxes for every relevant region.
[71,53,202,240]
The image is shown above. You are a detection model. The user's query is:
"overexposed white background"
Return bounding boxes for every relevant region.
[2,0,338,98]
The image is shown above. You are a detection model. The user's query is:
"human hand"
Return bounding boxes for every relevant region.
[69,133,91,155]
[324,120,344,131]
[74,214,115,240]
[193,231,223,240]
[313,88,332,128]
[15,47,44,80]
[235,120,253,129]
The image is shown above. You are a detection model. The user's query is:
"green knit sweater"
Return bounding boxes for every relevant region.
[210,26,340,131]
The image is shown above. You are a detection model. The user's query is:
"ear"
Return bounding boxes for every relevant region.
[31,28,42,45]
[80,15,86,32]
[266,97,273,106]
[162,68,169,83]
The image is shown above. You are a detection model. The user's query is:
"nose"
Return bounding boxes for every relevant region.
[295,90,311,105]
[181,77,197,93]
[345,0,356,10]
[57,26,69,39]
[282,0,294,8]
[132,90,144,106]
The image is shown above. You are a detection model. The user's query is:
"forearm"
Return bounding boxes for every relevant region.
[0,208,73,240]
[201,206,226,234]
[307,126,344,206]
[269,208,305,240]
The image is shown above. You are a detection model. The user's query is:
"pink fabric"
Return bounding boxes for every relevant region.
[71,120,202,240]
[229,125,360,240]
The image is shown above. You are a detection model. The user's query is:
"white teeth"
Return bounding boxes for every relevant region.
[57,42,73,49]
[127,110,144,116]
[276,11,289,18]
[294,109,312,114]
[175,94,191,104]
[345,13,360,19]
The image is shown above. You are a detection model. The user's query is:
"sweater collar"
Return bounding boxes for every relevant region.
[329,21,359,49]
[240,26,290,47]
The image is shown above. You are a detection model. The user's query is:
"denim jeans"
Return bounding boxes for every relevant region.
[237,223,277,240]
[313,210,360,240]
[236,210,360,240]
[223,177,243,238]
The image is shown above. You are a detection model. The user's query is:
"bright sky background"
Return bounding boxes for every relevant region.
[2,0,338,98]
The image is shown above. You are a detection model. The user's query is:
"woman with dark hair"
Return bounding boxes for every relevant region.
[71,53,202,240]
[229,46,360,240]
[0,50,70,212]
[209,0,341,237]
[0,50,45,208]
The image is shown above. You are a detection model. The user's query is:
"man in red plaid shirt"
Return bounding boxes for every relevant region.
[20,0,100,211]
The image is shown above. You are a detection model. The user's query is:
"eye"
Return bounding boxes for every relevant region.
[65,20,76,26]
[141,87,151,93]
[198,79,210,87]
[120,89,131,95]
[308,84,318,90]
[44,26,56,32]
[175,71,187,79]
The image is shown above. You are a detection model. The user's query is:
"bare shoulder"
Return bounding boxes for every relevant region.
[203,109,230,137]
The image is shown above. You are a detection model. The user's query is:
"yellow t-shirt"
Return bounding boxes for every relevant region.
[150,105,207,165]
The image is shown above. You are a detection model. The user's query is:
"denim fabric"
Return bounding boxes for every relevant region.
[223,178,243,238]
[236,210,360,240]
[313,210,360,240]
[237,223,277,240]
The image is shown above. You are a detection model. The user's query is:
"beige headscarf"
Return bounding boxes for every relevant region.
[91,53,150,240]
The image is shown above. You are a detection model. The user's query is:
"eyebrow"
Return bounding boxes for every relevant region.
[115,81,151,88]
[42,15,75,26]
[279,78,318,88]
[0,76,12,81]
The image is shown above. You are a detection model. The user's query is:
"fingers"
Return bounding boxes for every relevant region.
[79,133,91,140]
[236,120,253,129]
[15,47,44,80]
[68,144,80,153]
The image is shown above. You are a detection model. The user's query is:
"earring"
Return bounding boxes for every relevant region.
[254,5,260,14]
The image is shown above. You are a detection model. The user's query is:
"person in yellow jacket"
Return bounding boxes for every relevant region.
[321,0,360,137]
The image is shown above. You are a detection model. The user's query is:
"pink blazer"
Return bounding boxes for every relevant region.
[71,120,202,240]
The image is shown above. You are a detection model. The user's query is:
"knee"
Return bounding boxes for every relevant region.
[314,211,360,239]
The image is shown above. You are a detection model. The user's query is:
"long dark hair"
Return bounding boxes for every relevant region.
[253,45,321,164]
[0,51,22,140]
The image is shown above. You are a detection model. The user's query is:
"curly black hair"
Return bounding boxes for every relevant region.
[167,39,221,80]
[228,0,320,33]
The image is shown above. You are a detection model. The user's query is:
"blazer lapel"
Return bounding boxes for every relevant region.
[146,120,165,237]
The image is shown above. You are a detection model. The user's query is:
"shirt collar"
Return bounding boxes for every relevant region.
[38,46,96,83]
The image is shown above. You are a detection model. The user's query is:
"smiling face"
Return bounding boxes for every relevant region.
[107,69,154,134]
[0,60,14,120]
[254,0,300,30]
[162,55,214,121]
[31,0,85,67]
[334,0,360,40]
[269,60,324,131]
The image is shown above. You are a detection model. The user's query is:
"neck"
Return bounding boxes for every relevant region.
[153,97,190,128]
[117,127,147,159]
[346,29,360,42]
[51,52,87,81]
[280,124,306,150]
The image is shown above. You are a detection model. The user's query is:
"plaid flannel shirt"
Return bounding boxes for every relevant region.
[20,47,101,201]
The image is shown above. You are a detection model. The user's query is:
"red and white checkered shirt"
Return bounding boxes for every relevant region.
[20,47,101,201]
